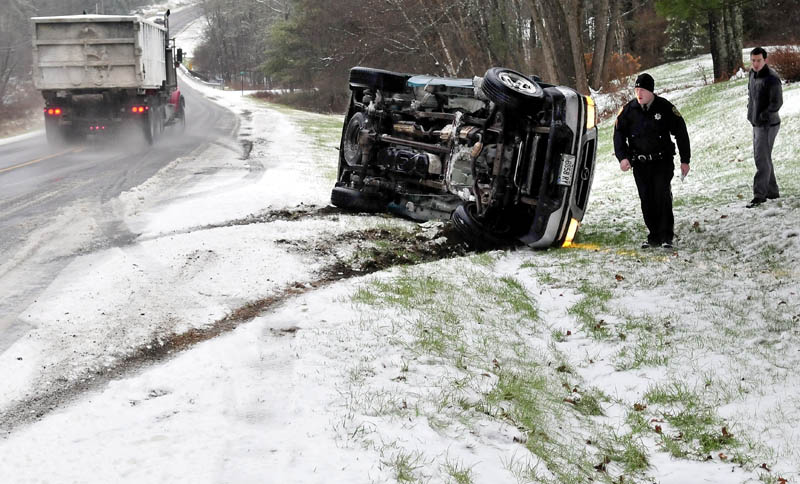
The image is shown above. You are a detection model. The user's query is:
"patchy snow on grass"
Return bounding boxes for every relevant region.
[1,13,800,484]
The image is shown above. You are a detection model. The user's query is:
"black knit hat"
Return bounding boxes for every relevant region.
[635,73,655,93]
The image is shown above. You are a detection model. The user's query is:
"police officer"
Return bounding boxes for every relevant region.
[614,73,691,249]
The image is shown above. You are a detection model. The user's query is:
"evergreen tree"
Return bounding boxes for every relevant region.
[657,0,743,80]
[663,17,705,61]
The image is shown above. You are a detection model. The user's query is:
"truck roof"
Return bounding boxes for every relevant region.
[31,14,165,32]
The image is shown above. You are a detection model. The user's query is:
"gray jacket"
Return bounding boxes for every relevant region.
[747,65,782,127]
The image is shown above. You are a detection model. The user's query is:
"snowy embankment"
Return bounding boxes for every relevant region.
[1,15,799,484]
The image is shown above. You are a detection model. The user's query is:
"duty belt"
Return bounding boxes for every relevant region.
[634,151,667,162]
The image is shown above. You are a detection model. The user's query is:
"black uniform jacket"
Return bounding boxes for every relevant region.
[613,96,691,165]
[747,66,782,127]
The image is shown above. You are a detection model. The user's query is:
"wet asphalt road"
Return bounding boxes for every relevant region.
[0,6,238,352]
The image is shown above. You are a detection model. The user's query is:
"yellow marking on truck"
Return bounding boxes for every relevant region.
[0,147,85,174]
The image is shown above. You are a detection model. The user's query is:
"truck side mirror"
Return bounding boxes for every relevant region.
[176,48,183,64]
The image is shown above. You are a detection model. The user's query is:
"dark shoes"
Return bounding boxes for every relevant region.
[641,240,674,249]
[766,194,780,200]
[746,198,766,208]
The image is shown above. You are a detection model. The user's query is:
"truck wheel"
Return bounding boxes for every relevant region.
[143,110,156,145]
[481,67,544,112]
[157,106,166,134]
[451,203,513,249]
[177,97,186,132]
[45,118,66,146]
[341,112,365,167]
[348,67,410,93]
[331,186,385,213]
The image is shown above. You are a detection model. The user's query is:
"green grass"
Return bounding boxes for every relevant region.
[644,381,695,406]
[606,433,649,473]
[344,261,646,483]
[613,334,671,371]
[351,272,450,309]
[382,448,425,482]
[574,222,639,247]
[572,390,605,417]
[643,380,738,458]
[568,282,613,338]
[442,458,474,484]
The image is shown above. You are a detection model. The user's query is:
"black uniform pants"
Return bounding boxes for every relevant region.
[632,159,674,244]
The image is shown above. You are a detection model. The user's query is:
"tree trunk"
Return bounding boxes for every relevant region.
[707,9,727,81]
[529,0,560,84]
[723,2,743,76]
[563,0,589,93]
[603,0,621,86]
[443,6,480,74]
[511,0,532,67]
[707,2,743,82]
[528,0,589,92]
[0,48,16,103]
[589,0,611,89]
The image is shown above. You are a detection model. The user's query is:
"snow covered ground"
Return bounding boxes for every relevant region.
[1,10,800,484]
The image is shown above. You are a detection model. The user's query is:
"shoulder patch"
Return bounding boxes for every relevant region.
[672,106,682,118]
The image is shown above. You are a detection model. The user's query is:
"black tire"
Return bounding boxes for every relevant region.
[451,203,513,249]
[341,112,365,167]
[481,67,544,111]
[349,67,411,93]
[143,109,156,145]
[177,97,186,132]
[157,105,166,134]
[331,186,386,213]
[45,117,66,146]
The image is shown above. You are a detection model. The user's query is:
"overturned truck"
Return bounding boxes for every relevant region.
[31,11,185,145]
[331,67,598,248]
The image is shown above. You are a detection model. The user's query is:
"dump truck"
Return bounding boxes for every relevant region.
[31,10,185,145]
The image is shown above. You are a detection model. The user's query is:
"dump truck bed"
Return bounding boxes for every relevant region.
[32,15,167,91]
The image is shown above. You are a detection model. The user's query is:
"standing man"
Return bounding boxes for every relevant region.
[746,46,783,208]
[614,73,691,249]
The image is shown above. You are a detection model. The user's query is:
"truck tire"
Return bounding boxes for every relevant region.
[331,186,386,213]
[177,97,186,132]
[451,203,513,249]
[45,118,66,146]
[481,67,544,112]
[349,67,410,93]
[143,109,156,145]
[341,112,365,167]
[157,106,166,135]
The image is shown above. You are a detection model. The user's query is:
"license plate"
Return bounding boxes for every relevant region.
[557,154,576,186]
